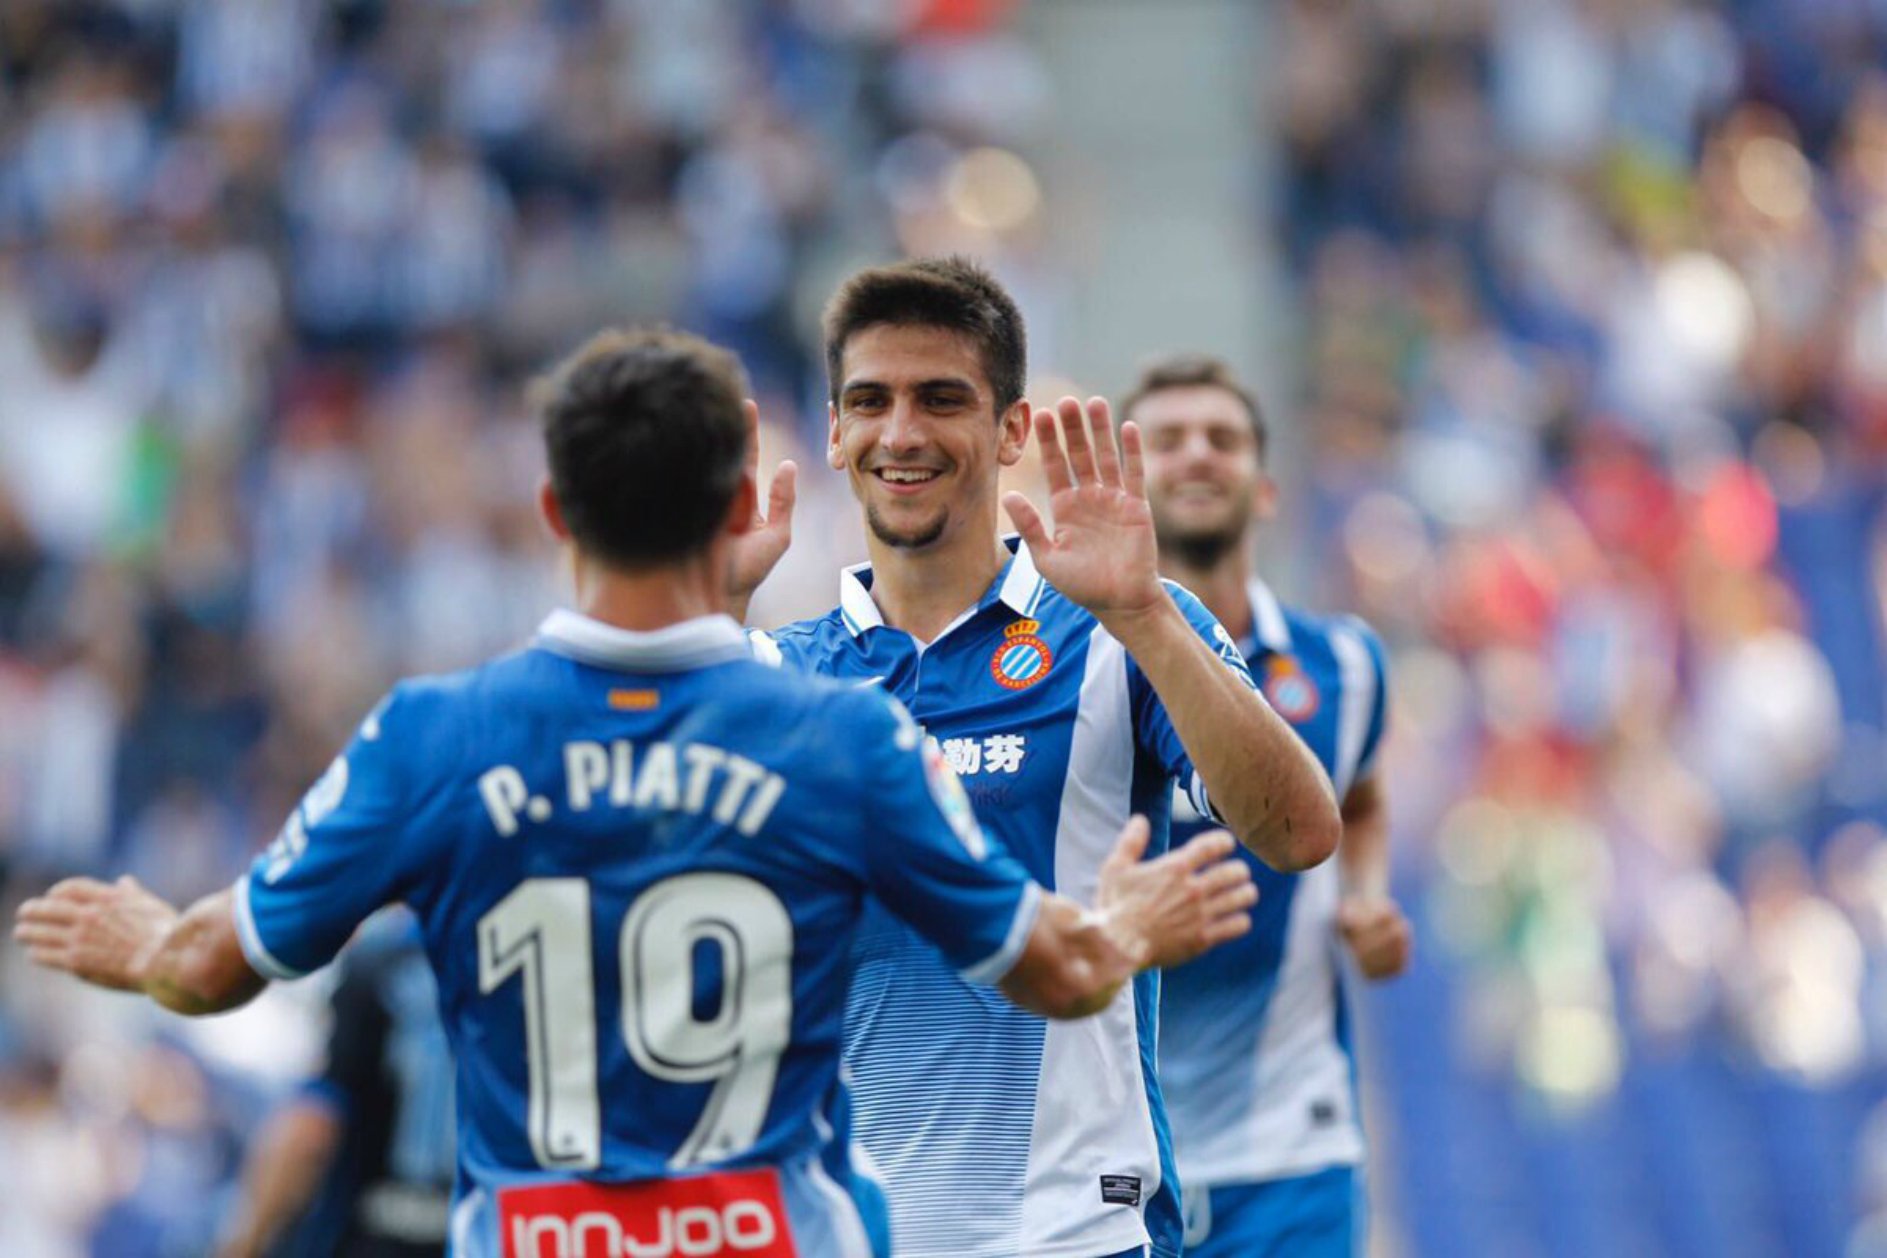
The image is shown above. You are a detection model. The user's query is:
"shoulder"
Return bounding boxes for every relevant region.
[747,609,850,669]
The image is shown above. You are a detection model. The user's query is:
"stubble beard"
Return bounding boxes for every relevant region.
[866,502,950,550]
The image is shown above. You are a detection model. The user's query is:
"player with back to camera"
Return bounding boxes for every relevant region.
[13,329,1262,1258]
[734,258,1343,1258]
[1126,354,1412,1258]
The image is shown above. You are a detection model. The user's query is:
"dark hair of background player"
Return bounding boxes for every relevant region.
[822,255,1029,414]
[532,327,749,568]
[1119,353,1270,464]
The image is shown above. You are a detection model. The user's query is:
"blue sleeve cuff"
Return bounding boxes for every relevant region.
[232,876,307,982]
[959,881,1044,985]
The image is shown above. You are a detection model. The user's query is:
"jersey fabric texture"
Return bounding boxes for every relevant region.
[1180,1166,1361,1258]
[751,538,1258,1258]
[277,911,455,1258]
[234,611,1041,1258]
[1158,578,1388,1193]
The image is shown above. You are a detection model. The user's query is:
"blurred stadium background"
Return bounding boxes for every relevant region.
[2,0,1885,1254]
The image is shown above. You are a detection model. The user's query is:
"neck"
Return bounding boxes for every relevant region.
[569,547,726,632]
[865,521,1011,643]
[1158,535,1256,642]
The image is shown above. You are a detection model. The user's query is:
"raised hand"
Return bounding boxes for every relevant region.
[727,399,798,614]
[14,874,178,992]
[1002,397,1166,623]
[1336,896,1412,980]
[1096,817,1257,970]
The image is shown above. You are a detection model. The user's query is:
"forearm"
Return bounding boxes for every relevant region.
[141,890,268,1016]
[1336,775,1390,900]
[1102,596,1339,871]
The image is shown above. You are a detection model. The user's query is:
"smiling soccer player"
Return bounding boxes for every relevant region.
[737,258,1340,1258]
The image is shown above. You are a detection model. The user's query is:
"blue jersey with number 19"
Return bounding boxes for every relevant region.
[233,611,1040,1258]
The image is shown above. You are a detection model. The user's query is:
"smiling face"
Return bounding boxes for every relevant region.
[828,323,1028,551]
[1132,383,1276,566]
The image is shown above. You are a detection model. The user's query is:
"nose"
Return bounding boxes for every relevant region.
[881,396,926,455]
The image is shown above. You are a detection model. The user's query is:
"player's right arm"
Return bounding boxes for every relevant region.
[850,692,1255,1020]
[16,682,450,1014]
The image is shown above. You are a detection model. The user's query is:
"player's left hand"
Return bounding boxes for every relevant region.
[13,874,177,992]
[1336,896,1412,980]
[1003,397,1165,624]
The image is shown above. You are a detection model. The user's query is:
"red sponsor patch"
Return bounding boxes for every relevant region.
[499,1169,796,1258]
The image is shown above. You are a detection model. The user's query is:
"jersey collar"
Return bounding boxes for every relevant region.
[535,609,751,672]
[837,535,1047,638]
[1246,576,1293,654]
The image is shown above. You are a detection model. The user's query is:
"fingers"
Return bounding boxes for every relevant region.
[1034,406,1073,495]
[742,399,761,476]
[1002,491,1052,551]
[1119,420,1146,499]
[765,460,798,534]
[1085,397,1122,488]
[1057,396,1098,484]
[1202,912,1253,948]
[1103,814,1152,874]
[1168,828,1237,874]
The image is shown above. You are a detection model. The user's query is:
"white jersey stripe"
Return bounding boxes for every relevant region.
[1327,623,1377,797]
[1020,628,1161,1257]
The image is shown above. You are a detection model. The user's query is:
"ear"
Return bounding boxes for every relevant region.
[539,479,571,542]
[724,472,758,538]
[826,402,845,472]
[997,398,1031,468]
[1252,470,1280,524]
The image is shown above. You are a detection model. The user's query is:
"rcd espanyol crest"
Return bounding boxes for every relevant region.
[991,618,1053,690]
[1263,655,1320,723]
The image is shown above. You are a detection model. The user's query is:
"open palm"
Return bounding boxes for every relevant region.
[728,399,797,607]
[1003,396,1165,620]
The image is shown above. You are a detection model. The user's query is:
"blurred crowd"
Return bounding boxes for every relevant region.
[1263,0,1887,1251]
[3,0,1887,1254]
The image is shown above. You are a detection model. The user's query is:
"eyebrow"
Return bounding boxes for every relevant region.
[841,376,979,396]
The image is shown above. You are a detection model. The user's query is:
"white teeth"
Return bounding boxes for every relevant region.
[879,469,938,484]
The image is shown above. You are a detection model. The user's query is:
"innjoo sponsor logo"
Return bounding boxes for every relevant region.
[498,1171,796,1258]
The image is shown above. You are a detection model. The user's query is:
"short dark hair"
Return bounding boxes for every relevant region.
[823,255,1027,413]
[533,327,748,568]
[1118,353,1268,462]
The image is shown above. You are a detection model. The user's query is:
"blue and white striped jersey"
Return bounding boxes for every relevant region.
[234,612,1041,1258]
[752,539,1258,1258]
[1158,579,1389,1190]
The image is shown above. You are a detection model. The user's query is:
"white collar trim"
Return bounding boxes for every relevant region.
[837,536,1046,639]
[536,609,750,672]
[1247,577,1293,652]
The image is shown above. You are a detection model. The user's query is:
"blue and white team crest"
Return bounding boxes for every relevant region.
[1262,655,1321,723]
[989,618,1053,690]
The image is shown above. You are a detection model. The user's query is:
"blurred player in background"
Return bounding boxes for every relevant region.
[216,911,454,1258]
[1128,355,1411,1257]
[738,258,1341,1258]
[14,329,1258,1258]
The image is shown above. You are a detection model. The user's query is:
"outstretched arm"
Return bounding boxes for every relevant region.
[1002,397,1340,871]
[14,877,265,1015]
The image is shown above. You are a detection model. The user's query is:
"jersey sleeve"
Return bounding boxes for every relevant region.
[747,625,813,671]
[1339,615,1391,784]
[233,682,455,981]
[1127,580,1260,821]
[845,690,1042,984]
